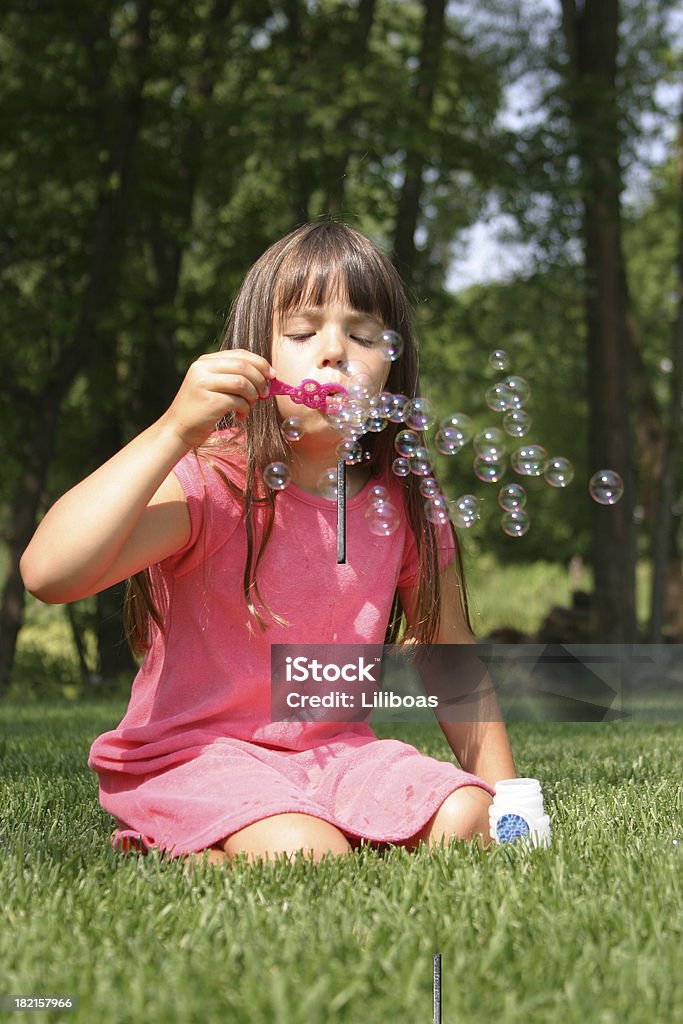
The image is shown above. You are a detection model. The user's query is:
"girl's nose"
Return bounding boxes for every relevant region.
[317,326,347,368]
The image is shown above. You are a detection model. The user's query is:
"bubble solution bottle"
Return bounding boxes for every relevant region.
[489,778,552,847]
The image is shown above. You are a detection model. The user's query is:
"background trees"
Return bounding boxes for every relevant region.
[1,0,682,693]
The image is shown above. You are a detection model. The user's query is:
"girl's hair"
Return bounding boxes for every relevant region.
[125,221,470,654]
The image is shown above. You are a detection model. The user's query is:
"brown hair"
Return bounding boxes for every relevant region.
[125,221,470,654]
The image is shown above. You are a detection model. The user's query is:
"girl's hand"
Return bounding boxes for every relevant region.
[161,350,275,449]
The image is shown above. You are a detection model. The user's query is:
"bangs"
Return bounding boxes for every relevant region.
[273,224,402,329]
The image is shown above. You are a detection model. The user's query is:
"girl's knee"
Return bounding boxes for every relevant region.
[425,786,493,847]
[221,813,354,863]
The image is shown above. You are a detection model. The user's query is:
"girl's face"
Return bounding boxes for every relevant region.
[271,299,390,434]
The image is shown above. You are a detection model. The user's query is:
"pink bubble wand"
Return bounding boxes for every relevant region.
[260,377,347,410]
[260,378,349,563]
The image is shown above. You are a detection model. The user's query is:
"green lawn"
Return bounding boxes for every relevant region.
[1,701,681,1023]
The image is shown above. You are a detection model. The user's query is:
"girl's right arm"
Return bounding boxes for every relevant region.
[20,350,274,604]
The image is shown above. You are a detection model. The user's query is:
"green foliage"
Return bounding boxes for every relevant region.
[2,0,683,681]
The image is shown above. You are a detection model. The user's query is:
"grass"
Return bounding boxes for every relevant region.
[1,700,682,1023]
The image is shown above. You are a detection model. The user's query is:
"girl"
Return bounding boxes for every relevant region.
[21,221,516,865]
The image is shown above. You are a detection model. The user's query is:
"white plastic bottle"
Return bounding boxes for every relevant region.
[489,777,552,847]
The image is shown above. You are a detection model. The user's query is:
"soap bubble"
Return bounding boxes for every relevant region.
[485,382,515,412]
[489,349,509,371]
[440,412,473,443]
[341,358,370,380]
[395,429,421,458]
[410,446,432,476]
[347,380,373,402]
[589,470,624,505]
[377,392,395,418]
[369,484,390,506]
[281,417,303,442]
[363,410,387,433]
[336,439,363,465]
[473,455,505,483]
[375,329,404,362]
[501,509,530,537]
[263,462,291,490]
[419,476,440,498]
[406,396,434,431]
[452,494,480,529]
[387,394,410,423]
[392,457,411,477]
[425,496,450,525]
[511,444,547,476]
[325,391,347,417]
[503,375,531,408]
[503,409,532,438]
[435,427,467,455]
[544,457,574,488]
[365,501,400,536]
[318,467,338,500]
[336,421,364,441]
[473,428,506,463]
[498,483,527,511]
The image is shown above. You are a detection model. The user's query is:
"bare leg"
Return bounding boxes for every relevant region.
[399,786,493,852]
[219,813,354,864]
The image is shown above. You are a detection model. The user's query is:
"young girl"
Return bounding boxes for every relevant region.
[21,221,516,865]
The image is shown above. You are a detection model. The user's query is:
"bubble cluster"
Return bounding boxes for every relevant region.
[265,343,620,547]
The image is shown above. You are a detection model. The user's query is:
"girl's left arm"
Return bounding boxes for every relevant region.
[398,561,517,789]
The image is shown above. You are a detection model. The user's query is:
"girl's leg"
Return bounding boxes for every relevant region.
[399,786,493,851]
[218,812,354,864]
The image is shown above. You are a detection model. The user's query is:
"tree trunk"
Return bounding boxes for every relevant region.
[392,0,447,295]
[649,101,683,641]
[0,1,152,696]
[560,0,637,642]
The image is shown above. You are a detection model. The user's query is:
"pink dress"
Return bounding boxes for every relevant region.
[88,439,494,857]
